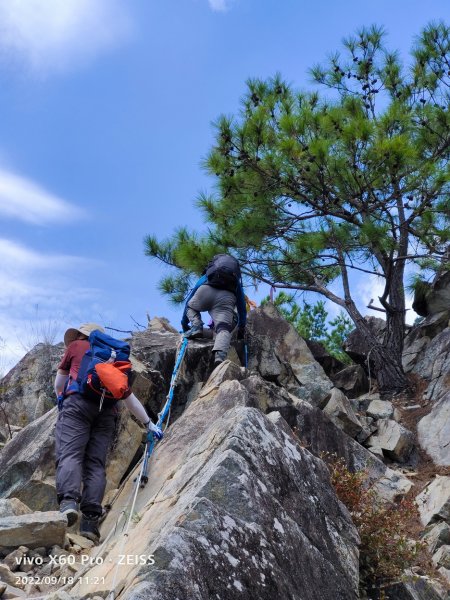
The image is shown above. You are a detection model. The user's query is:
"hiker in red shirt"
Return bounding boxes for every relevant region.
[54,323,162,543]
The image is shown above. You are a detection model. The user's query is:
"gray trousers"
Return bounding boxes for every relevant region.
[186,284,237,353]
[55,393,117,516]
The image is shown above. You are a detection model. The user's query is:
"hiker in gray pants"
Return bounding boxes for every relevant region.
[55,393,117,520]
[182,254,247,365]
[186,285,238,356]
[54,322,162,543]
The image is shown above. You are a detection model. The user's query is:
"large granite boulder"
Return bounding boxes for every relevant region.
[416,476,450,527]
[330,364,370,399]
[412,270,450,318]
[293,397,386,482]
[382,573,445,600]
[0,408,58,510]
[67,365,360,600]
[245,303,333,408]
[0,499,31,519]
[0,342,62,428]
[303,338,346,376]
[343,316,386,366]
[0,511,67,552]
[417,391,450,467]
[130,319,215,422]
[323,388,364,438]
[366,419,415,463]
[411,327,450,405]
[402,312,450,373]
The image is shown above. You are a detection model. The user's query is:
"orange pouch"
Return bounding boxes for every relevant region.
[95,361,132,399]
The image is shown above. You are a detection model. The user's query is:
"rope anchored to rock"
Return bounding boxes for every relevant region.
[106,336,189,600]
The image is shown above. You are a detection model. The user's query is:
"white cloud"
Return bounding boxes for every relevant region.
[356,274,415,325]
[208,0,234,12]
[0,238,102,373]
[0,238,93,270]
[0,168,85,224]
[0,0,132,74]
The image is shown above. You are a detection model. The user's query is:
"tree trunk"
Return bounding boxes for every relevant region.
[345,301,408,397]
[369,345,408,397]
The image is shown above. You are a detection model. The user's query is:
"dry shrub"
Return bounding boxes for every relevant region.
[325,456,426,592]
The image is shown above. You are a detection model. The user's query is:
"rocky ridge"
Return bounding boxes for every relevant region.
[0,305,449,599]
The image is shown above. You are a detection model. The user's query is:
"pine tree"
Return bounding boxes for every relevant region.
[145,23,450,395]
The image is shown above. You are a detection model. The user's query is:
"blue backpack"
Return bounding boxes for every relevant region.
[65,330,132,405]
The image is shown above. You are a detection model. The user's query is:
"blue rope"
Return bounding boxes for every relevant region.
[139,337,189,487]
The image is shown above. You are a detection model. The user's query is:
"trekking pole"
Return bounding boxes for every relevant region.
[243,331,249,369]
[139,337,189,488]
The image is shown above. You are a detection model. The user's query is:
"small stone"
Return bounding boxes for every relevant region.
[49,545,65,558]
[30,547,46,558]
[368,446,384,457]
[438,566,450,586]
[3,546,28,572]
[66,533,94,549]
[416,476,450,526]
[1,582,28,598]
[432,544,450,569]
[0,564,26,588]
[38,561,54,577]
[372,468,414,503]
[367,419,414,462]
[422,522,450,553]
[0,500,31,519]
[367,399,394,420]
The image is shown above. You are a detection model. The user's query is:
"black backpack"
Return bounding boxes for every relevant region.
[205,254,241,292]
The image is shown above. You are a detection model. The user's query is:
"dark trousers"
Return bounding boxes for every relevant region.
[55,393,117,516]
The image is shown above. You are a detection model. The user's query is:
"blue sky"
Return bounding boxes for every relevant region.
[0,0,448,371]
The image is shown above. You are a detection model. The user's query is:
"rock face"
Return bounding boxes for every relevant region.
[412,270,450,318]
[412,327,450,404]
[330,364,369,399]
[0,511,66,551]
[246,303,333,408]
[294,397,386,482]
[0,342,62,429]
[417,391,450,467]
[130,320,215,422]
[343,316,386,365]
[0,408,58,510]
[69,365,360,600]
[2,298,450,599]
[417,476,450,527]
[367,419,414,463]
[323,388,363,438]
[402,312,450,373]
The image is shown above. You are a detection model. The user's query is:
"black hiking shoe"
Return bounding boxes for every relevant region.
[80,514,100,544]
[184,325,203,339]
[59,499,79,527]
[213,350,227,365]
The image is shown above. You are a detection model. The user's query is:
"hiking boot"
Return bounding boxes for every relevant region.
[184,325,203,339]
[59,499,79,527]
[80,514,100,544]
[213,350,227,365]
